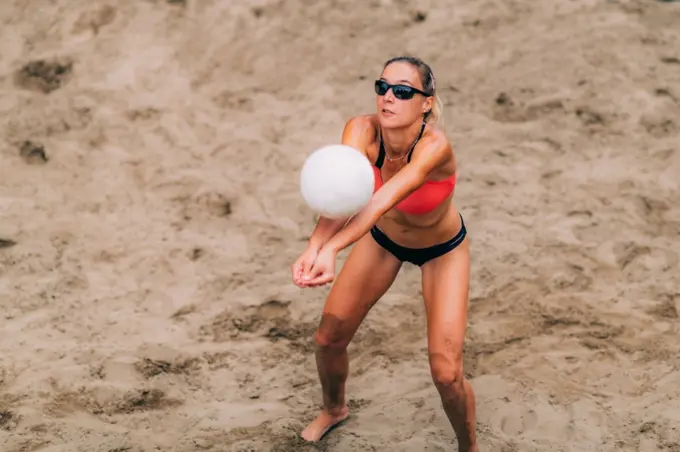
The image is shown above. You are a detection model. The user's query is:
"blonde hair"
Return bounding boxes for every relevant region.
[383,55,443,125]
[429,93,444,125]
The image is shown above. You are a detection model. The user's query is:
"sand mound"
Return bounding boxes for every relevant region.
[1,0,679,450]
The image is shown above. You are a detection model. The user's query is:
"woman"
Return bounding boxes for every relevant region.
[291,55,478,452]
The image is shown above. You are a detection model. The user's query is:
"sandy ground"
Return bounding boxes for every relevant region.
[1,0,679,450]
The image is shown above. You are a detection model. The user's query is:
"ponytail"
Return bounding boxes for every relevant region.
[425,93,443,125]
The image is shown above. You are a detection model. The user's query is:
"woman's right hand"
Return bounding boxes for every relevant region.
[291,244,320,288]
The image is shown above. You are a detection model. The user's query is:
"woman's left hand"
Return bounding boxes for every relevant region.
[303,246,337,287]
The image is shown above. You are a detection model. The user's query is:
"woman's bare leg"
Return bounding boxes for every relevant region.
[301,232,403,441]
[421,239,478,452]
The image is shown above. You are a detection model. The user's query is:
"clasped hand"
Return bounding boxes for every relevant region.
[291,245,336,288]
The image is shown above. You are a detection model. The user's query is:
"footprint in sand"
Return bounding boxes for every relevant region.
[14,58,74,94]
[614,241,678,276]
[71,4,116,36]
[0,410,20,431]
[0,239,17,249]
[491,91,567,124]
[19,140,48,165]
[500,407,538,437]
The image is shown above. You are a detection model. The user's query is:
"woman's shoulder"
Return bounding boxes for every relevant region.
[420,123,454,157]
[412,123,455,174]
[343,114,379,135]
[341,115,380,157]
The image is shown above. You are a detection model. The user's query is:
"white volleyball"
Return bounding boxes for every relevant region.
[300,144,375,219]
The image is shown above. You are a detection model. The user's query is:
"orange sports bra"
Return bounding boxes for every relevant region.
[373,123,456,216]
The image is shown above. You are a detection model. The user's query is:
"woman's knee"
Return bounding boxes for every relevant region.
[429,351,465,389]
[313,312,353,351]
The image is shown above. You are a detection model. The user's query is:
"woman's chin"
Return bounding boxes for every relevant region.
[378,111,403,128]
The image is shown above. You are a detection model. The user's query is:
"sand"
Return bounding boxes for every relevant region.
[1,0,679,450]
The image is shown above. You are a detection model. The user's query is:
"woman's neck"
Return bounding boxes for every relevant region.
[380,121,424,160]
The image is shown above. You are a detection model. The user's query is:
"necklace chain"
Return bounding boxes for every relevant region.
[380,124,423,162]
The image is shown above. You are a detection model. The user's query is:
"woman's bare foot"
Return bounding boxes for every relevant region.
[300,406,350,442]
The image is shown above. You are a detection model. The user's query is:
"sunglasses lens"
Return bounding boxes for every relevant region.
[374,81,388,95]
[374,81,418,99]
[392,85,415,100]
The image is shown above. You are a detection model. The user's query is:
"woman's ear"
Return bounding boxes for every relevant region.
[423,97,433,114]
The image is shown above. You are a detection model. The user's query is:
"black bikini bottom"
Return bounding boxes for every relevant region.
[369,215,467,266]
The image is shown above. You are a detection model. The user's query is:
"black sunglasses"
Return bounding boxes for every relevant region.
[374,80,432,100]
